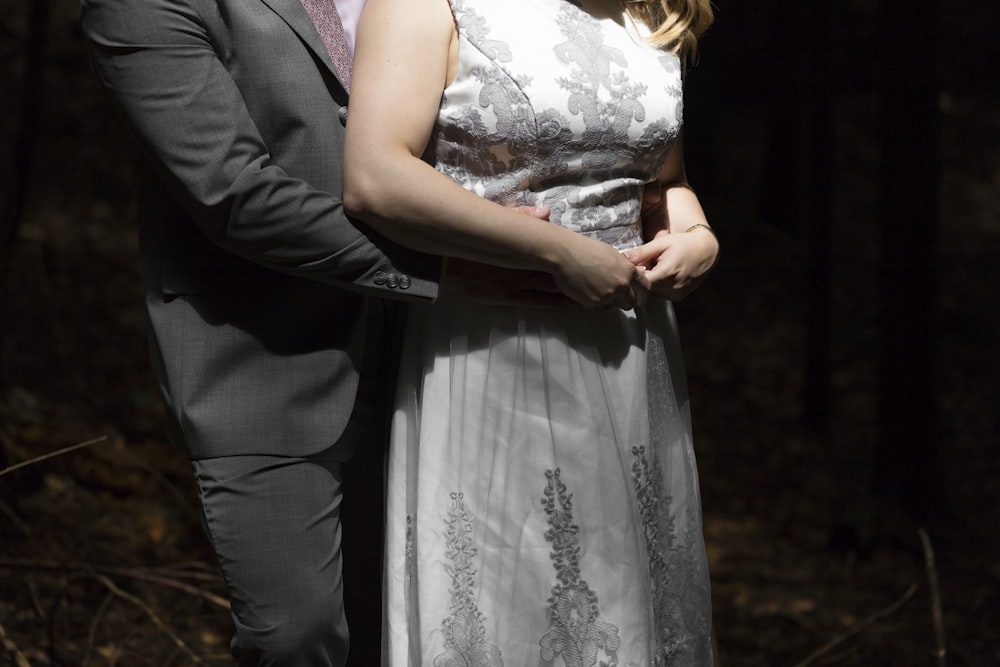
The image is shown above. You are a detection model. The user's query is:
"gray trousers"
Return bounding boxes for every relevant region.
[190,309,390,666]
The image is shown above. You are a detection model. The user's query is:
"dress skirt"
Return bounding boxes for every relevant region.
[383,297,713,667]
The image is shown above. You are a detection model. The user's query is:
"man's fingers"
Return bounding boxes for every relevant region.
[510,204,551,221]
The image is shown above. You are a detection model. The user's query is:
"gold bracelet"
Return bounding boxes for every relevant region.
[684,224,719,269]
[684,223,715,237]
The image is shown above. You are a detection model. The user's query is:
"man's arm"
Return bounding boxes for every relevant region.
[80,0,441,299]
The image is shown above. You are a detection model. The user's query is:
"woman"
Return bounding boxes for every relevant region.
[344,0,717,664]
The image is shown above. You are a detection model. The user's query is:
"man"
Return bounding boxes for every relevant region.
[80,0,642,664]
[81,0,441,663]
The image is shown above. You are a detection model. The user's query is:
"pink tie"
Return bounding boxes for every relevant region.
[300,0,352,90]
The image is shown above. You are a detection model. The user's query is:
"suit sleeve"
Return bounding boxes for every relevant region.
[79,0,441,301]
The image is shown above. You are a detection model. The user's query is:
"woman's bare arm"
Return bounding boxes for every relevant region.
[625,135,719,300]
[342,0,649,309]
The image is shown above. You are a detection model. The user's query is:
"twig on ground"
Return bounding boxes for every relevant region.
[0,499,35,542]
[115,442,200,514]
[0,499,48,618]
[82,590,114,667]
[46,571,92,666]
[157,561,223,581]
[918,527,948,667]
[0,436,109,477]
[0,559,229,610]
[105,568,229,610]
[0,618,33,667]
[791,582,919,667]
[93,573,204,665]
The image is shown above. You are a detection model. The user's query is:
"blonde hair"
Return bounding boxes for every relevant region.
[624,0,714,62]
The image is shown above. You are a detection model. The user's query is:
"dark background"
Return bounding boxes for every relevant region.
[1,0,998,665]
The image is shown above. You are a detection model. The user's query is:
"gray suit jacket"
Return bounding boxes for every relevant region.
[81,0,442,459]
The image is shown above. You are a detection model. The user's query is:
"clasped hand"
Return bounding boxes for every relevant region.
[444,204,719,310]
[622,227,719,301]
[444,240,650,310]
[443,205,650,310]
[550,233,651,310]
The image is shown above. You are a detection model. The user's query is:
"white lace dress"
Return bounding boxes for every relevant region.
[383,1,713,665]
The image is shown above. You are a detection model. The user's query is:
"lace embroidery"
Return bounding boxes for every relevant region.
[435,492,504,667]
[631,446,704,666]
[454,2,512,64]
[405,513,416,576]
[549,5,679,212]
[444,0,681,251]
[540,468,622,667]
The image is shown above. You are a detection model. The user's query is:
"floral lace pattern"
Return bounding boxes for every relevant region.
[631,446,695,665]
[540,468,622,667]
[440,0,683,251]
[434,493,504,667]
[405,513,416,576]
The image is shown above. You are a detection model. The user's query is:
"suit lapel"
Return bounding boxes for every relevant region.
[257,0,347,89]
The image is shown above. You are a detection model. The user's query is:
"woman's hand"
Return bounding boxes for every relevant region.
[634,141,719,301]
[623,226,718,301]
[551,234,652,310]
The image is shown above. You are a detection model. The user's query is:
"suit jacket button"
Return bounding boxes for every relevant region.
[386,274,399,288]
[373,270,387,285]
[338,106,349,126]
[398,275,412,289]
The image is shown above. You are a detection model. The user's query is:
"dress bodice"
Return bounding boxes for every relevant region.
[434,0,684,250]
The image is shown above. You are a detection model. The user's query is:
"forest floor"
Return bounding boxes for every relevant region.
[2,1,999,666]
